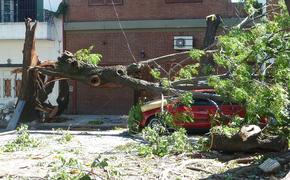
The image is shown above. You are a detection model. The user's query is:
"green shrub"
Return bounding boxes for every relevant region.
[211,125,240,138]
[1,124,40,152]
[128,102,143,134]
[138,127,192,157]
[57,129,74,143]
[49,156,90,180]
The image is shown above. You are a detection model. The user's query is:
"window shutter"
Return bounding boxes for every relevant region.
[15,80,21,97]
[4,79,11,97]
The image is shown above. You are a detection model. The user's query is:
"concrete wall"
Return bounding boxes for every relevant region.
[0,22,53,40]
[0,68,19,106]
[0,39,61,64]
[0,17,63,107]
[0,18,63,64]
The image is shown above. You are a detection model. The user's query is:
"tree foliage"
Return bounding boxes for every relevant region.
[209,0,289,134]
[148,0,289,135]
[74,46,102,65]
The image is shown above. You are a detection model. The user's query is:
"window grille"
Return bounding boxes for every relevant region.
[0,0,39,22]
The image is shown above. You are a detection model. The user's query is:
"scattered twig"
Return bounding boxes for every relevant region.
[186,166,213,174]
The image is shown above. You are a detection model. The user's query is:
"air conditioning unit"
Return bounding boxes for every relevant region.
[174,36,193,50]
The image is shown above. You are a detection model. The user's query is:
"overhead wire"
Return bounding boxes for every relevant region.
[111,0,137,63]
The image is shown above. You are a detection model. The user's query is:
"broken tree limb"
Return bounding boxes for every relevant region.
[200,14,222,75]
[33,52,224,102]
[203,14,222,48]
[210,125,288,152]
[239,125,261,141]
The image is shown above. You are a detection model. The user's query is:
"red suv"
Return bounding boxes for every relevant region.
[139,89,248,130]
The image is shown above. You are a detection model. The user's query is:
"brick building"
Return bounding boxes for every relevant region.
[64,0,242,115]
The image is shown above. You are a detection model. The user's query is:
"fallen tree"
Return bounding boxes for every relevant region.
[15,12,224,123]
[11,0,289,152]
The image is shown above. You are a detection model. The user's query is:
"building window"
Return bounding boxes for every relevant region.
[4,79,11,97]
[0,0,15,22]
[88,0,123,6]
[165,0,202,3]
[0,0,38,22]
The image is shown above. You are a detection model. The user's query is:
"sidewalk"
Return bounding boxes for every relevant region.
[2,115,128,131]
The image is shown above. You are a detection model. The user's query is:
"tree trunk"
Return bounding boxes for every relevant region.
[16,19,70,123]
[210,125,288,152]
[200,14,221,75]
[203,14,221,48]
[19,19,40,121]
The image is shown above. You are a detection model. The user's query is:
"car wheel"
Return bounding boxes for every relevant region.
[148,117,167,134]
[148,117,162,128]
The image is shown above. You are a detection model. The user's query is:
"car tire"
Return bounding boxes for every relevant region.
[148,117,169,134]
[148,117,163,129]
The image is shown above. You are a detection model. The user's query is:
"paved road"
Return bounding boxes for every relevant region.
[0,129,138,178]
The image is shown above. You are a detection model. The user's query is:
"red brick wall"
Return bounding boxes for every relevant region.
[75,83,134,115]
[64,0,238,115]
[66,0,237,21]
[65,30,205,114]
[65,30,205,65]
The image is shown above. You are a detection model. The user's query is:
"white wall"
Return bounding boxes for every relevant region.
[0,17,63,107]
[0,39,62,64]
[0,18,63,64]
[44,0,63,12]
[0,22,53,40]
[0,68,20,106]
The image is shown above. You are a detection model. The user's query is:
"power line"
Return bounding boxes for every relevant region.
[111,0,137,63]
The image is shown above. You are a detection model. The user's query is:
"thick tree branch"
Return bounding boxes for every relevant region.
[33,53,224,102]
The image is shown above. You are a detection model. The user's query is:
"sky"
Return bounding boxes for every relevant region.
[44,0,63,12]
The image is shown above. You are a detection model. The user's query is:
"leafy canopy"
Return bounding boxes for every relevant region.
[209,0,290,132]
[145,0,289,135]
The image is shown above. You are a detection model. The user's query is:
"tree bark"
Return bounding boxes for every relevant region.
[203,14,222,48]
[200,14,221,75]
[34,52,224,102]
[19,19,40,121]
[18,20,69,123]
[210,125,288,152]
